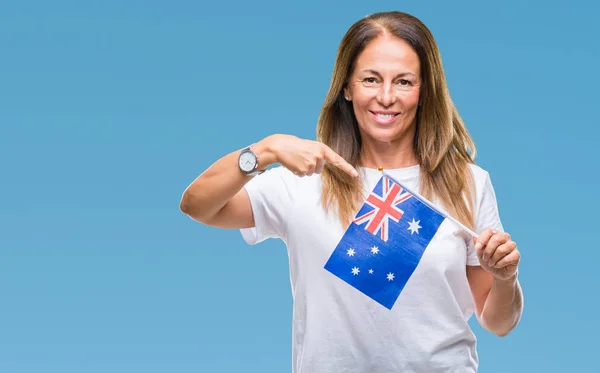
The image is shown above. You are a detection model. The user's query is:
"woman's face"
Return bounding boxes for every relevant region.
[344,34,422,145]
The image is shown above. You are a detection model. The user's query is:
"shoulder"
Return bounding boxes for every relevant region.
[255,165,296,182]
[466,162,500,207]
[467,162,491,183]
[242,166,326,228]
[246,165,296,184]
[467,163,496,195]
[467,162,504,228]
[245,165,322,196]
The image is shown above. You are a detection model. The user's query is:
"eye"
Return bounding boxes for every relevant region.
[398,79,412,86]
[363,77,378,84]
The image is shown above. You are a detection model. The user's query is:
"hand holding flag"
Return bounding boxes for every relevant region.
[474,229,520,281]
[378,171,521,281]
[323,171,520,309]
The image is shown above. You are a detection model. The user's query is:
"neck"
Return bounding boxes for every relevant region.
[360,135,419,170]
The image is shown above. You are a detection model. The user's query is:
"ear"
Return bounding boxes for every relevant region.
[343,86,351,101]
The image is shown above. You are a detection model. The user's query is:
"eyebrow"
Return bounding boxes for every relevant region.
[361,69,417,78]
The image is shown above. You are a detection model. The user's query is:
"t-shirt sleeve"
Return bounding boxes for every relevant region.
[466,170,505,266]
[239,166,294,245]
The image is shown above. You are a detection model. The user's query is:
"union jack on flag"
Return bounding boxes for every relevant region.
[324,173,446,309]
[353,176,412,242]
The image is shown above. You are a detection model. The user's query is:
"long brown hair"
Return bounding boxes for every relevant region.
[317,11,477,230]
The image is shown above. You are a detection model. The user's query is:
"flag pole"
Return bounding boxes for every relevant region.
[382,171,479,238]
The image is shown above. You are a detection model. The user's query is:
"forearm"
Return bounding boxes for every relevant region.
[179,136,276,222]
[480,273,524,337]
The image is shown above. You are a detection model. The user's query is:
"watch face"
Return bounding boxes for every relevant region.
[239,150,257,172]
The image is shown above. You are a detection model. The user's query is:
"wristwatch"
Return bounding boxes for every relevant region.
[238,144,265,177]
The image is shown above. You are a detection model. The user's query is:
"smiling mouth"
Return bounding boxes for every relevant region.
[370,111,400,124]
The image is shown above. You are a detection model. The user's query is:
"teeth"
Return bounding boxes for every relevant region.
[376,113,394,118]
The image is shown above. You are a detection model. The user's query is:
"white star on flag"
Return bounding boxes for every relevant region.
[352,267,360,275]
[407,218,422,235]
[347,248,355,256]
[387,273,395,281]
[369,269,374,274]
[370,246,379,254]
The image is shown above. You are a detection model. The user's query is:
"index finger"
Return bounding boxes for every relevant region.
[474,228,496,252]
[322,145,358,177]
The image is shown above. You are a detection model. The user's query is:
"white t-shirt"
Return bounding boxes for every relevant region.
[240,164,504,373]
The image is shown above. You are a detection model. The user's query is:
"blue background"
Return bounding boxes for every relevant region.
[1,0,598,372]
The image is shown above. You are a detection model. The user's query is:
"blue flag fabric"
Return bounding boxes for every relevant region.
[324,173,446,309]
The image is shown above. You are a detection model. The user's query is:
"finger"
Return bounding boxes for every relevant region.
[481,243,498,264]
[314,159,325,174]
[487,232,510,252]
[293,170,306,177]
[482,232,509,263]
[304,161,316,177]
[296,158,315,177]
[493,250,520,268]
[475,228,495,249]
[488,241,516,267]
[321,145,358,177]
[474,229,496,259]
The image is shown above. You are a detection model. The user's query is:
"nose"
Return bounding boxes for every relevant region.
[376,82,396,107]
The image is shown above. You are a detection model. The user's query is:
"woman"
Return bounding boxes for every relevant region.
[180,11,523,373]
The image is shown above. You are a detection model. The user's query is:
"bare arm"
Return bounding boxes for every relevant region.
[179,136,277,228]
[468,229,523,337]
[179,134,358,229]
[468,266,523,337]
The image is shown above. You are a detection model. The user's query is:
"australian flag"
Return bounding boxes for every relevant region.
[324,173,446,310]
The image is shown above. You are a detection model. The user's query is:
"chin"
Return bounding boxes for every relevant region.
[362,125,405,143]
[356,111,417,141]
